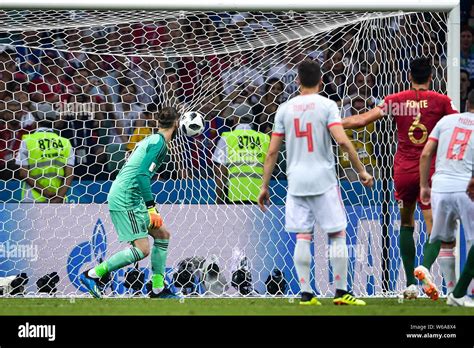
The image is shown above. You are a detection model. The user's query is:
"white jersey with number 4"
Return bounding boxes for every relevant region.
[429,112,474,193]
[273,93,342,196]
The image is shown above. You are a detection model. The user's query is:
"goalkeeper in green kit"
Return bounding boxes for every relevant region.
[80,107,180,298]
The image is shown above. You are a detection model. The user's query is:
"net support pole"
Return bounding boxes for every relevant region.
[446,3,461,281]
[380,118,394,294]
[447,2,461,111]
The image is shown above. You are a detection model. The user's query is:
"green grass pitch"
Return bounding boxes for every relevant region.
[1,298,473,316]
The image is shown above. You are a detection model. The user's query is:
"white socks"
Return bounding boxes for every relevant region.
[329,235,348,292]
[294,233,349,294]
[294,235,312,294]
[439,248,456,294]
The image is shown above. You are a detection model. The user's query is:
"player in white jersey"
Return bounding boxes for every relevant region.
[418,90,474,307]
[258,60,374,306]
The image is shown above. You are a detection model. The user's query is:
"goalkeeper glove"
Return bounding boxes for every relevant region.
[146,202,163,229]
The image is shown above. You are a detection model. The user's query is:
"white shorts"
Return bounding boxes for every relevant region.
[430,191,474,243]
[285,185,348,234]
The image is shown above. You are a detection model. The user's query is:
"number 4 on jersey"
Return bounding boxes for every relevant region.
[294,118,314,152]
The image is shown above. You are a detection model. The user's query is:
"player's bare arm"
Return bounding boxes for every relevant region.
[468,175,474,201]
[329,124,373,187]
[258,134,284,211]
[341,105,384,129]
[419,139,438,205]
[51,166,74,203]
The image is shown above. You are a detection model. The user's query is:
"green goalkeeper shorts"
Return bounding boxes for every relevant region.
[109,208,150,242]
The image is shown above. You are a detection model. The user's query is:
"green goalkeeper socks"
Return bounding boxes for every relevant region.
[94,247,145,278]
[400,226,417,286]
[151,239,169,290]
[421,239,441,269]
[453,246,474,299]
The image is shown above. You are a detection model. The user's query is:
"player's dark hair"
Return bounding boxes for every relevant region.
[297,60,321,88]
[158,107,179,129]
[410,58,432,84]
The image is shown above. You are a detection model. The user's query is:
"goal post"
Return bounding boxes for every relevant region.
[0,0,462,298]
[446,2,462,280]
[0,0,461,11]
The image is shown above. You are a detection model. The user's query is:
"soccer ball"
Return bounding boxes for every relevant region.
[180,111,205,137]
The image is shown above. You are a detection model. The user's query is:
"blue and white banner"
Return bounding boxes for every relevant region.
[0,203,466,296]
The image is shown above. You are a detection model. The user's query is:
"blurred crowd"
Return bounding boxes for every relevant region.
[0,7,473,182]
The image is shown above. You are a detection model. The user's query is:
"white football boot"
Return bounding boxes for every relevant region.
[447,293,474,307]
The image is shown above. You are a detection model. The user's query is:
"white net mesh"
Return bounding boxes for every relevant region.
[0,9,450,297]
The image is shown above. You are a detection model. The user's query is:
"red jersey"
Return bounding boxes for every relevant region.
[384,89,458,172]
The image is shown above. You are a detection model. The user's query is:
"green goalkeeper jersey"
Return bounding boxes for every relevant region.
[108,133,168,211]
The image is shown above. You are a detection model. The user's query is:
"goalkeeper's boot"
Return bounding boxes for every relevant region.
[149,287,181,299]
[402,284,419,299]
[333,289,366,306]
[414,265,439,301]
[299,292,321,306]
[79,270,102,299]
[447,293,474,307]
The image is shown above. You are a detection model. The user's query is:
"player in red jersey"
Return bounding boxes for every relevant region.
[342,58,458,300]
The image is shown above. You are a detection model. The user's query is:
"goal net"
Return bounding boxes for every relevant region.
[0,9,454,297]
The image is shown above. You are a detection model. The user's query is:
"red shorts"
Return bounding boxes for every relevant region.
[393,167,434,210]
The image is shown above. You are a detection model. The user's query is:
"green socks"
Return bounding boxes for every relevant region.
[91,239,169,292]
[94,247,145,277]
[400,226,417,286]
[151,239,169,290]
[400,227,440,284]
[453,246,474,299]
[422,239,441,269]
